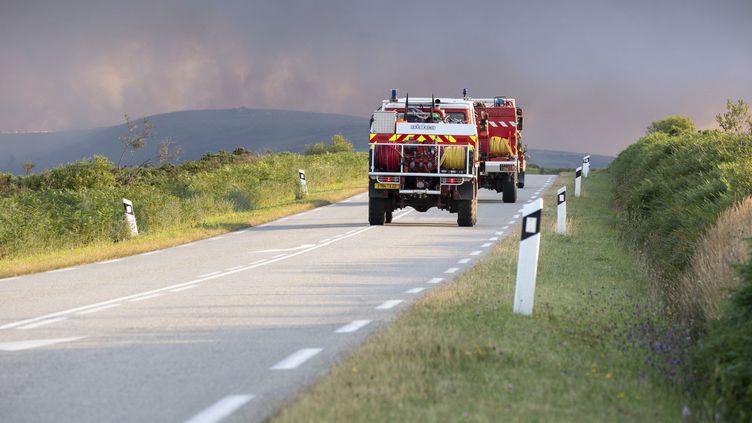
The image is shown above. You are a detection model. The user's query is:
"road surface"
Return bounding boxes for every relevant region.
[0,174,555,423]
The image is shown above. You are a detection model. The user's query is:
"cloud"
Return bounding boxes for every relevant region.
[1,0,751,155]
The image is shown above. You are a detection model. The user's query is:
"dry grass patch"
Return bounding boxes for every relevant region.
[678,196,752,322]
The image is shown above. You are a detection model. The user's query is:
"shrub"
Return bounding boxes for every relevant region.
[691,243,752,421]
[646,115,696,136]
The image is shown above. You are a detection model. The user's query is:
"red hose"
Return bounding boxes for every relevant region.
[375,145,400,171]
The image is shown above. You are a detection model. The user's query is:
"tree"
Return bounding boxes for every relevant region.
[117,114,154,168]
[716,98,752,136]
[157,138,182,164]
[646,115,696,136]
[22,160,35,175]
[328,134,354,153]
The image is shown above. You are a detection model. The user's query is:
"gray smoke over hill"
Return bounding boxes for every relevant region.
[0,108,612,175]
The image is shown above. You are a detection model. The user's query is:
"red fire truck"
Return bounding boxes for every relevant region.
[368,91,479,226]
[473,97,525,203]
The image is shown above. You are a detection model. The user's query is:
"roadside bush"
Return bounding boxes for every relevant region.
[0,150,366,259]
[45,155,117,190]
[691,243,752,421]
[611,131,752,286]
[305,134,354,155]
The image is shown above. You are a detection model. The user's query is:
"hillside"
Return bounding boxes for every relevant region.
[0,108,368,174]
[0,108,613,174]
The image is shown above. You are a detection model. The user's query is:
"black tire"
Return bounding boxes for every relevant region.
[385,208,393,224]
[503,175,518,203]
[368,197,386,225]
[517,171,526,188]
[457,196,477,227]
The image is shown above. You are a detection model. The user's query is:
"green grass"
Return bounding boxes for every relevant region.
[273,171,685,422]
[0,150,367,277]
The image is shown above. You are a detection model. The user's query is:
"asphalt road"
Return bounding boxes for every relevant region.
[0,174,556,423]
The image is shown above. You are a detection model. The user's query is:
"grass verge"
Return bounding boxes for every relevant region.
[273,171,686,422]
[0,185,364,278]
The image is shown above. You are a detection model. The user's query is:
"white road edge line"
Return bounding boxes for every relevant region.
[335,320,371,333]
[199,271,222,278]
[184,394,255,423]
[77,304,121,315]
[376,300,403,309]
[405,287,426,294]
[225,265,243,271]
[271,348,323,370]
[0,220,388,331]
[98,258,124,264]
[17,317,68,330]
[139,250,162,256]
[0,337,86,352]
[129,293,163,302]
[171,285,199,293]
[49,267,78,273]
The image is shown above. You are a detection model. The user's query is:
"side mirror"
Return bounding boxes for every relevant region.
[517,116,524,131]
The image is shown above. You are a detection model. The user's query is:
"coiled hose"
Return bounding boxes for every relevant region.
[375,145,400,171]
[489,136,513,157]
[440,146,466,170]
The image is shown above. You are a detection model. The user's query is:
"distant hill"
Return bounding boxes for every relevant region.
[0,108,613,174]
[527,149,613,169]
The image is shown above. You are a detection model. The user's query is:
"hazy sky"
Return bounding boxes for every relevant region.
[2,0,751,155]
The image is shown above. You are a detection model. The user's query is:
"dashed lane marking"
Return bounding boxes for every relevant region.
[271,348,323,370]
[481,242,493,248]
[427,277,444,284]
[376,300,404,309]
[470,250,482,256]
[405,287,426,294]
[184,394,255,423]
[458,258,471,264]
[335,320,371,333]
[444,267,460,274]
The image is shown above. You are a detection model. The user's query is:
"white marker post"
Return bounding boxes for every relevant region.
[583,155,591,178]
[122,198,138,236]
[298,169,308,196]
[513,198,542,316]
[575,166,582,198]
[556,186,566,234]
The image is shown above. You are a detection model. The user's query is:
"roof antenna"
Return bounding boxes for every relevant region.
[462,88,468,100]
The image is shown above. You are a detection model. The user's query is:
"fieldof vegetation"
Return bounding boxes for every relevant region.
[0,135,365,276]
[610,100,752,421]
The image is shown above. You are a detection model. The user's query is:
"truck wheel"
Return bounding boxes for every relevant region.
[369,197,386,225]
[503,177,517,203]
[385,208,393,224]
[457,197,477,227]
[517,171,526,188]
